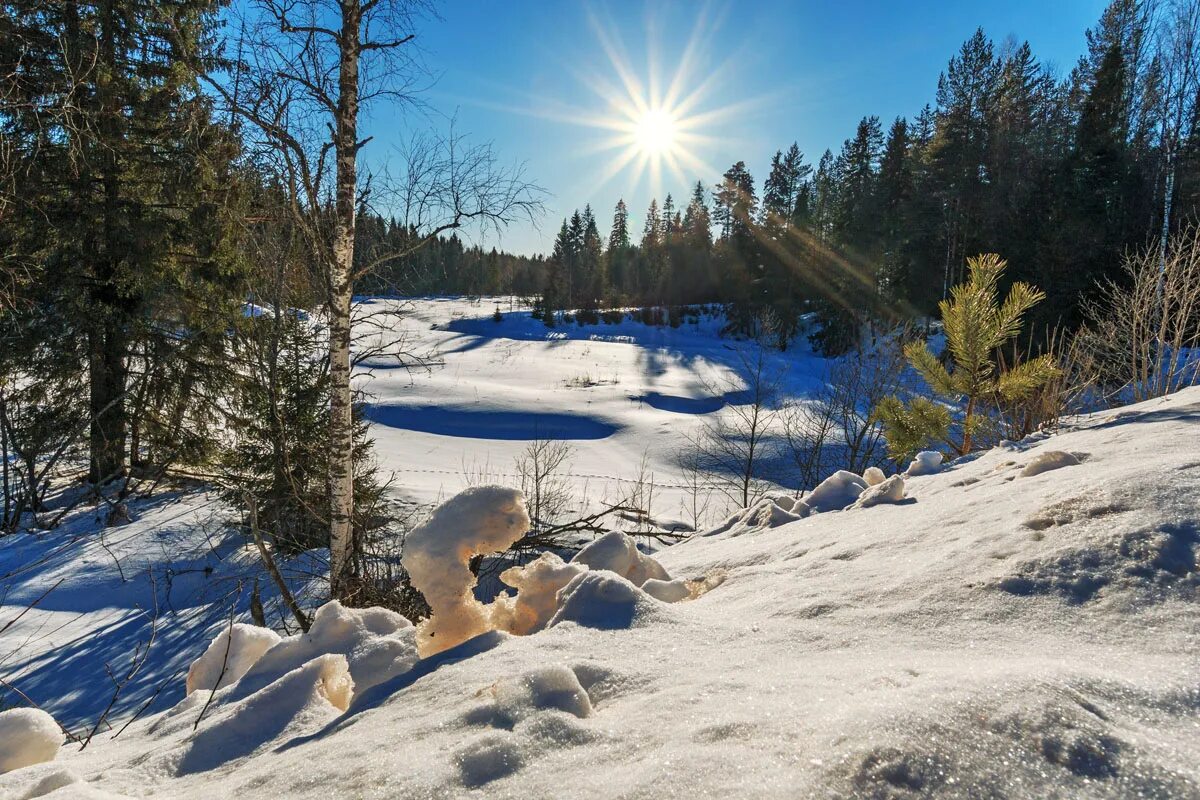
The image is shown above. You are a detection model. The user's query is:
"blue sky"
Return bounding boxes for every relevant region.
[365,0,1107,256]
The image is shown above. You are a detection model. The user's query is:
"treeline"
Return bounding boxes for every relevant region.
[539,2,1200,353]
[354,215,546,297]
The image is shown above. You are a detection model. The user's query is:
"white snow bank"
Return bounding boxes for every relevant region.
[185,623,282,695]
[478,665,593,726]
[570,531,670,586]
[490,553,587,635]
[906,450,943,476]
[400,486,531,655]
[801,470,868,513]
[1021,450,1081,477]
[549,571,663,630]
[853,474,906,509]
[228,602,417,702]
[0,708,62,773]
[171,654,353,775]
[862,466,886,486]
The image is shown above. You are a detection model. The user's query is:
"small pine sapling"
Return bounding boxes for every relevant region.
[875,254,1059,462]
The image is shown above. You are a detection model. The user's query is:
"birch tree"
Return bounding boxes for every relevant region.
[195,0,540,599]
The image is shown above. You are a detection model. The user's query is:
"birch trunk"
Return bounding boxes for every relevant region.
[328,0,360,600]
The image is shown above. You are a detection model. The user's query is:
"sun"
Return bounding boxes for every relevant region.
[634,108,679,157]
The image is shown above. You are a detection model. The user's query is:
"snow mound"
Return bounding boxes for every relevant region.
[853,474,906,508]
[800,470,867,513]
[400,486,531,655]
[185,623,282,695]
[570,531,669,586]
[641,577,691,603]
[905,450,943,476]
[0,708,62,773]
[0,765,132,798]
[171,654,353,775]
[1021,450,1082,477]
[704,498,806,538]
[227,602,417,702]
[549,571,664,629]
[862,466,886,486]
[469,665,593,728]
[489,553,587,635]
[996,521,1199,604]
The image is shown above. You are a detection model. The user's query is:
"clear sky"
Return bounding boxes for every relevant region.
[365,0,1108,256]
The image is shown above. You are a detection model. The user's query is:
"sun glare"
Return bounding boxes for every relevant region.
[634,108,678,156]
[495,8,758,198]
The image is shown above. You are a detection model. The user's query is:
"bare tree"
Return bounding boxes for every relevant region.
[780,343,905,491]
[686,346,784,508]
[191,0,542,598]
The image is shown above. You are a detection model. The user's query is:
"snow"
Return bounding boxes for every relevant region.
[862,465,887,486]
[547,570,664,630]
[1,298,1198,798]
[853,473,906,508]
[489,554,586,635]
[800,469,868,513]
[906,449,944,476]
[226,602,417,701]
[1021,449,1081,477]
[400,485,530,655]
[569,531,670,586]
[185,623,281,695]
[0,708,62,773]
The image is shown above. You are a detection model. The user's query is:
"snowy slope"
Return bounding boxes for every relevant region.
[4,388,1197,799]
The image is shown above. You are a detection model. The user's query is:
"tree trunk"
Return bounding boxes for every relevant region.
[88,317,128,485]
[328,0,361,601]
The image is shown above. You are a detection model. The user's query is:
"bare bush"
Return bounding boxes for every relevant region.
[686,346,785,508]
[780,343,905,489]
[514,439,576,533]
[1080,223,1200,402]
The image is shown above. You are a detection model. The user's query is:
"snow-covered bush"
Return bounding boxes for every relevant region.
[0,708,62,773]
[401,486,531,655]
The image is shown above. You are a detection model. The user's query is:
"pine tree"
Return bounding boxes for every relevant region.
[1,0,242,485]
[875,254,1059,460]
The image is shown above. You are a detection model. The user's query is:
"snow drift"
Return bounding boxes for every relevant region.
[3,388,1199,799]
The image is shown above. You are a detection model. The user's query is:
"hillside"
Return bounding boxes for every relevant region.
[2,388,1196,799]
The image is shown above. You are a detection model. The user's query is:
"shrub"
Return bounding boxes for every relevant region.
[875,254,1059,462]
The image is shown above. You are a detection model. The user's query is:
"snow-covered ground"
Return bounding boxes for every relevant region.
[1,298,1197,796]
[2,370,1198,797]
[354,297,828,518]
